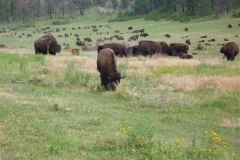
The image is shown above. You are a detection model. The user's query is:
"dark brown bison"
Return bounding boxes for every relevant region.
[208,39,215,42]
[228,24,232,28]
[34,34,61,55]
[198,40,205,43]
[165,34,171,38]
[100,43,127,58]
[128,26,133,30]
[160,41,172,55]
[186,39,191,45]
[200,35,207,38]
[84,37,92,42]
[126,46,139,56]
[137,40,161,57]
[185,28,188,31]
[97,48,125,91]
[224,38,229,41]
[179,53,193,59]
[76,41,85,46]
[220,42,239,61]
[140,33,148,37]
[169,43,189,55]
[0,44,7,48]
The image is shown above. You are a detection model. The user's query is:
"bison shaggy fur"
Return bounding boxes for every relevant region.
[220,42,239,61]
[97,48,124,91]
[34,34,61,55]
[137,40,161,57]
[100,43,127,58]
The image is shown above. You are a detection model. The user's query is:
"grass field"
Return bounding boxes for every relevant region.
[0,9,240,159]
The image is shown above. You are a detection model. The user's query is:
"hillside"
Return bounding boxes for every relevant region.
[0,13,240,159]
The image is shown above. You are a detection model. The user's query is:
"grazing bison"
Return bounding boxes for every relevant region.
[84,37,92,42]
[169,43,189,55]
[140,33,148,37]
[179,53,193,59]
[76,41,85,46]
[224,38,229,41]
[99,43,127,58]
[126,46,139,56]
[97,48,125,91]
[137,40,161,57]
[220,42,239,61]
[128,26,133,30]
[34,34,61,55]
[165,34,171,38]
[186,39,191,45]
[0,44,7,48]
[160,41,172,55]
[208,39,215,42]
[27,34,32,37]
[200,35,207,38]
[185,28,188,31]
[228,24,232,28]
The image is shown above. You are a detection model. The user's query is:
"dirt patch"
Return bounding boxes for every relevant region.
[220,118,240,128]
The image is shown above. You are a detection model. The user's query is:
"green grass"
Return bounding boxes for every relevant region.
[0,10,240,159]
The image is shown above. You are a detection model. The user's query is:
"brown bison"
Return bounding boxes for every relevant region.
[99,43,127,58]
[160,41,172,55]
[137,40,161,57]
[228,24,232,28]
[179,53,193,59]
[0,44,7,48]
[220,42,239,61]
[84,37,92,42]
[169,43,189,55]
[186,39,191,45]
[165,34,171,38]
[185,28,188,31]
[97,48,125,91]
[200,35,207,38]
[76,41,85,46]
[34,34,61,55]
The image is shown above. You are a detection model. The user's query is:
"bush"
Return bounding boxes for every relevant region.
[51,19,70,25]
[232,9,240,18]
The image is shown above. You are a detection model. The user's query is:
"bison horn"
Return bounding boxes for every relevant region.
[121,76,126,79]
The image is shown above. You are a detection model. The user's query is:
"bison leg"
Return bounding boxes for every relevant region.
[100,74,109,90]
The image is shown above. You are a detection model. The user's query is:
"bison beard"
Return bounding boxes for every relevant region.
[97,48,125,91]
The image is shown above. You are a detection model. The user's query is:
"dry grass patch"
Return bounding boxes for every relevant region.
[220,118,240,128]
[0,48,33,54]
[162,75,240,91]
[0,89,15,100]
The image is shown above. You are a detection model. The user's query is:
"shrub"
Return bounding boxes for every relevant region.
[51,19,70,25]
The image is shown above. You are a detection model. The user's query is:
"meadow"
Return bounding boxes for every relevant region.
[0,9,240,159]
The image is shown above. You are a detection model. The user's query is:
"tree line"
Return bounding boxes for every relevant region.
[0,0,240,24]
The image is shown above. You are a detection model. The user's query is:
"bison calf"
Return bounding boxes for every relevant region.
[97,48,125,91]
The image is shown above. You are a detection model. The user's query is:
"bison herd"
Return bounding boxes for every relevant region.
[1,22,240,91]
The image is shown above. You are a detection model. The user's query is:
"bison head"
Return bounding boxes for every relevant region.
[107,72,126,91]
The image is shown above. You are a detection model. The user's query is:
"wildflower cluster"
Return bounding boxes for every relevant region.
[119,119,154,152]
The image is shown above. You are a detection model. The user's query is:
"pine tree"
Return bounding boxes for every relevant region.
[196,0,212,18]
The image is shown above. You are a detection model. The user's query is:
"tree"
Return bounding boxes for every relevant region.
[196,0,212,18]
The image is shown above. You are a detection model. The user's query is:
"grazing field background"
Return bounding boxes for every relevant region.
[0,9,240,159]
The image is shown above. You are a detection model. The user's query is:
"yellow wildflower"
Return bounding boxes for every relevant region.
[201,148,207,152]
[123,119,127,123]
[131,148,135,152]
[120,127,125,132]
[192,149,197,153]
[223,142,227,147]
[128,126,132,129]
[211,131,217,137]
[205,130,208,134]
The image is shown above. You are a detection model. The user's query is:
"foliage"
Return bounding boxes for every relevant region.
[51,19,70,25]
[232,9,240,18]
